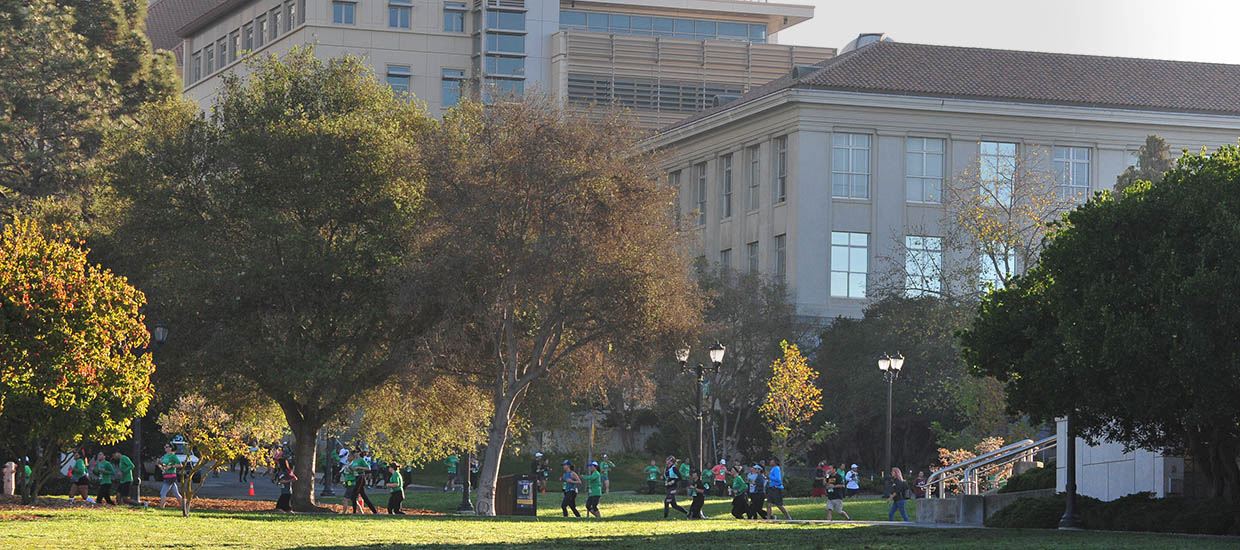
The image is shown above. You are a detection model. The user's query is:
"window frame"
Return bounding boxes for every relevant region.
[830,231,868,299]
[746,241,759,273]
[695,162,708,227]
[979,141,1018,207]
[905,137,945,203]
[331,0,356,25]
[441,68,466,107]
[831,133,872,199]
[773,136,787,204]
[774,234,786,282]
[720,154,733,219]
[904,235,943,297]
[443,1,467,33]
[746,144,760,211]
[385,64,412,94]
[1053,145,1091,201]
[389,0,413,29]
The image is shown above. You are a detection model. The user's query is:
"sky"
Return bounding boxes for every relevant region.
[777,0,1240,64]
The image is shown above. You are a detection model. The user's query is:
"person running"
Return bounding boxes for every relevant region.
[469,455,480,488]
[386,462,405,515]
[812,461,828,498]
[339,450,360,514]
[531,452,550,494]
[274,451,296,513]
[746,464,768,519]
[559,460,582,518]
[825,475,851,521]
[349,450,378,514]
[711,459,728,497]
[67,449,92,504]
[845,464,861,497]
[113,452,135,505]
[157,444,183,509]
[598,454,615,494]
[729,466,749,518]
[238,449,252,484]
[583,461,603,518]
[443,454,460,492]
[19,457,33,499]
[887,467,911,522]
[687,470,708,519]
[92,452,116,505]
[766,458,791,520]
[644,459,660,494]
[662,456,687,518]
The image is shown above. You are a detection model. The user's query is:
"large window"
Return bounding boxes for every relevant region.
[386,65,411,94]
[270,8,281,39]
[832,133,871,199]
[1054,146,1091,200]
[486,34,524,53]
[565,73,741,114]
[216,37,227,68]
[720,248,732,272]
[441,68,465,107]
[746,145,760,211]
[906,137,944,203]
[255,15,267,47]
[389,0,412,28]
[559,10,767,43]
[443,1,466,32]
[979,141,1017,206]
[669,170,682,228]
[979,247,1017,290]
[695,162,707,226]
[190,51,202,83]
[720,154,733,219]
[229,30,240,63]
[332,1,356,25]
[830,232,868,298]
[204,45,214,74]
[774,234,786,282]
[485,55,524,76]
[284,0,297,31]
[242,23,254,53]
[773,136,787,203]
[746,241,759,273]
[905,235,942,297]
[487,10,526,31]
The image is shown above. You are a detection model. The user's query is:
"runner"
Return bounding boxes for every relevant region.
[745,463,767,519]
[662,456,687,519]
[113,451,135,505]
[339,450,360,514]
[385,462,405,515]
[825,475,851,521]
[560,460,582,518]
[598,454,615,494]
[274,450,296,513]
[643,459,660,494]
[349,450,378,514]
[157,444,183,509]
[711,459,728,496]
[687,470,708,519]
[583,461,603,518]
[443,454,460,492]
[766,458,791,519]
[677,458,690,496]
[92,452,116,505]
[845,464,861,497]
[531,452,549,494]
[729,465,748,518]
[67,449,92,504]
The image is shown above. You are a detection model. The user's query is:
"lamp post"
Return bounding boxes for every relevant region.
[675,342,726,475]
[1059,416,1081,529]
[878,353,904,478]
[320,436,336,497]
[457,451,473,513]
[133,323,168,504]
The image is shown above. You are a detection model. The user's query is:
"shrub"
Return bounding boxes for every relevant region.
[999,465,1055,493]
[986,492,1240,535]
[985,495,1069,529]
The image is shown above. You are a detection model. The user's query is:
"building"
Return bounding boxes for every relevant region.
[649,36,1240,502]
[149,0,834,126]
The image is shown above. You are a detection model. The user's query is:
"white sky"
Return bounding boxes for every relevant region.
[777,0,1240,64]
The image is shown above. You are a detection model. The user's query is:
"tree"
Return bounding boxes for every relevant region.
[0,218,154,502]
[1114,135,1174,195]
[962,146,1240,503]
[421,98,699,516]
[352,374,492,466]
[106,49,441,511]
[760,341,822,464]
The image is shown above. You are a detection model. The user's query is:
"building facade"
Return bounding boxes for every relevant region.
[155,0,834,125]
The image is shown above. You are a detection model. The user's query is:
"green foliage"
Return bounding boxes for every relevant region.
[353,375,492,467]
[998,465,1055,493]
[987,493,1240,535]
[760,341,821,462]
[1114,135,1174,195]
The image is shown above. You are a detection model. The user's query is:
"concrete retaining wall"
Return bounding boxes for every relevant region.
[915,489,1056,525]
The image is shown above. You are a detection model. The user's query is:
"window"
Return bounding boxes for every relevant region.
[484,55,524,76]
[216,37,227,68]
[1054,146,1091,200]
[332,1,355,25]
[486,34,524,53]
[830,232,868,298]
[669,170,682,227]
[229,30,240,63]
[256,15,267,47]
[774,234,786,281]
[190,51,202,83]
[720,248,732,272]
[832,133,871,199]
[270,8,281,38]
[906,137,944,203]
[720,154,733,219]
[284,0,297,31]
[441,68,465,107]
[979,141,1017,207]
[204,45,214,74]
[773,136,787,203]
[746,145,760,211]
[242,23,254,53]
[979,247,1017,290]
[558,10,763,42]
[386,65,411,94]
[905,236,942,297]
[389,0,412,28]
[747,241,759,273]
[694,162,707,226]
[443,1,466,32]
[486,10,525,31]
[486,78,523,97]
[565,73,740,114]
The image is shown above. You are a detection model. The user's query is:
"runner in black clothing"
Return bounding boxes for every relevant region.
[746,464,768,519]
[687,470,708,519]
[662,456,688,518]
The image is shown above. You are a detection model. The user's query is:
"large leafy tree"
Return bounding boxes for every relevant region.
[0,218,154,503]
[760,341,823,464]
[1114,135,1174,195]
[962,146,1240,503]
[106,49,442,511]
[421,98,699,516]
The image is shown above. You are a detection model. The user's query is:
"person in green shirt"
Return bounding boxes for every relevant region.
[92,452,116,505]
[112,452,135,505]
[385,462,405,515]
[644,459,661,495]
[583,461,603,518]
[20,459,33,497]
[157,444,183,509]
[67,448,92,504]
[729,465,749,518]
[443,454,459,492]
[349,453,378,514]
[677,460,691,496]
[598,454,615,494]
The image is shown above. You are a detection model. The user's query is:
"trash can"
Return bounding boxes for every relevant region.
[495,474,537,516]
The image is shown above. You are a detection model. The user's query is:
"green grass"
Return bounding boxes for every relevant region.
[3,493,1236,549]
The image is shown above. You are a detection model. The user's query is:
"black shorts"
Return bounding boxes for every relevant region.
[74,476,90,487]
[767,487,784,505]
[585,495,600,510]
[118,482,132,496]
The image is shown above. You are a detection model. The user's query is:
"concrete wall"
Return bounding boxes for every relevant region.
[1055,419,1185,501]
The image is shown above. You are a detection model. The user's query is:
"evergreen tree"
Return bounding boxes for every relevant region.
[1114,135,1174,195]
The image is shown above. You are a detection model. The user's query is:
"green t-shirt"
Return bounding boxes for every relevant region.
[599,461,614,476]
[644,465,659,481]
[71,458,87,479]
[341,461,357,485]
[22,465,32,481]
[678,463,690,479]
[389,471,404,496]
[350,458,369,481]
[94,460,116,484]
[117,455,135,483]
[584,470,603,497]
[445,455,459,474]
[731,475,747,493]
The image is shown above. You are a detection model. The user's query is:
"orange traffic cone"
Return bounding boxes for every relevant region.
[248,481,255,497]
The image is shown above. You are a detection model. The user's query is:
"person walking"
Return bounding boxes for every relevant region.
[913,471,928,498]
[643,459,660,494]
[825,475,851,521]
[710,459,728,497]
[583,461,603,518]
[662,456,687,518]
[677,458,691,496]
[729,466,748,518]
[443,454,460,492]
[845,464,861,497]
[238,450,251,484]
[92,452,116,505]
[274,451,296,513]
[349,450,378,514]
[560,460,582,518]
[687,470,708,519]
[766,458,791,520]
[113,452,135,506]
[746,464,768,519]
[532,452,550,494]
[157,444,183,509]
[385,462,405,515]
[598,454,615,494]
[67,449,92,504]
[887,467,911,522]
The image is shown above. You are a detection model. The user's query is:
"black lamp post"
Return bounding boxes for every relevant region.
[132,323,169,504]
[878,353,905,477]
[457,451,474,512]
[320,436,336,497]
[1059,416,1081,529]
[675,342,726,475]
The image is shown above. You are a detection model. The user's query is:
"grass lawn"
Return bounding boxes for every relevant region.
[2,493,1234,549]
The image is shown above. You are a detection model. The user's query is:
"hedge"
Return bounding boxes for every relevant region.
[998,465,1056,493]
[986,492,1240,535]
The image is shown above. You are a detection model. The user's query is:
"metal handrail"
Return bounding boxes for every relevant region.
[926,436,1055,498]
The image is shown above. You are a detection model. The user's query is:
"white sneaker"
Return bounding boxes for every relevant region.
[86,497,96,504]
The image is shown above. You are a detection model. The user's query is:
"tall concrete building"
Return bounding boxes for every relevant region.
[146,0,834,126]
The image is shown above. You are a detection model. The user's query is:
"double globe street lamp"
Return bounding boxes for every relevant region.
[133,323,169,504]
[675,342,726,476]
[878,353,905,478]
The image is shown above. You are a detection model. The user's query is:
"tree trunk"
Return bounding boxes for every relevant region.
[288,418,321,512]
[475,393,518,517]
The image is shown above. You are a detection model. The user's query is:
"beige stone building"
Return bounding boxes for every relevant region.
[146,0,834,125]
